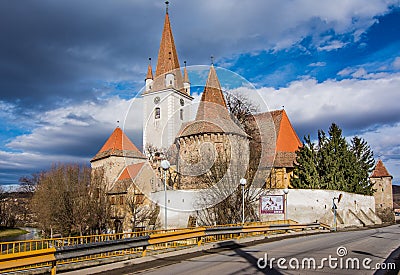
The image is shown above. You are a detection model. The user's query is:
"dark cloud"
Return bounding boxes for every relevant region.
[0,1,162,110]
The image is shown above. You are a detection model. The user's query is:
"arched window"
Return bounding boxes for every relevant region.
[155,107,161,119]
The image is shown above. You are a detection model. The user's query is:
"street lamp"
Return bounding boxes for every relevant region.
[283,188,289,221]
[240,178,247,224]
[160,159,170,229]
[332,194,343,231]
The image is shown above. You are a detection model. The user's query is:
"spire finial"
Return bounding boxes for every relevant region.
[148,57,152,64]
[117,120,120,127]
[211,55,214,65]
[165,1,169,14]
[184,60,187,67]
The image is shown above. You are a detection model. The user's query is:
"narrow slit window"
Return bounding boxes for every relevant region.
[180,109,183,120]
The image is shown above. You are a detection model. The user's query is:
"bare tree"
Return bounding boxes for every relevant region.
[31,164,110,237]
[126,188,160,231]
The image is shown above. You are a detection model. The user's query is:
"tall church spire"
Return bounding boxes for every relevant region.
[155,1,181,77]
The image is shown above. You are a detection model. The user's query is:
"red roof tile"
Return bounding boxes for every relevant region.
[178,65,246,138]
[370,159,392,178]
[155,12,181,78]
[146,63,153,80]
[274,110,302,153]
[253,110,301,168]
[91,127,146,162]
[118,162,145,181]
[198,65,227,109]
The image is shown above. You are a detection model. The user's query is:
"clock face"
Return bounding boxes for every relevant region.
[180,98,184,106]
[154,96,160,104]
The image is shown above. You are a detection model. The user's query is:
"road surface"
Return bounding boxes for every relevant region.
[90,224,400,275]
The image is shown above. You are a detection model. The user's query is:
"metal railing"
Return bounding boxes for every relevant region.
[0,220,330,274]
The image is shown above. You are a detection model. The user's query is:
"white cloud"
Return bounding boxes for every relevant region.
[352,68,368,78]
[258,73,400,128]
[2,96,144,182]
[309,62,327,67]
[393,56,400,69]
[317,40,348,51]
[175,0,396,56]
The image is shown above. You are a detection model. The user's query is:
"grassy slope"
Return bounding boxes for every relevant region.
[0,227,29,238]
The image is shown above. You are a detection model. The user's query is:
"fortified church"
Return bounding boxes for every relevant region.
[90,3,393,231]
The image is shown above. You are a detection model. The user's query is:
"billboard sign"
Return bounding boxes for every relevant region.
[260,195,285,214]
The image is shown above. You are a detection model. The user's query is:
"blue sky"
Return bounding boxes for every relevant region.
[0,0,399,186]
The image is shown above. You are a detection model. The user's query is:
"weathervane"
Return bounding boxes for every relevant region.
[211,55,214,65]
[165,1,169,13]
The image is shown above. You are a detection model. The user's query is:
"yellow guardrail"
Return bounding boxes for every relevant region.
[0,220,329,274]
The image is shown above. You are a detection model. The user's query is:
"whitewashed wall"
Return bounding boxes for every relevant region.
[149,188,381,229]
[261,189,381,228]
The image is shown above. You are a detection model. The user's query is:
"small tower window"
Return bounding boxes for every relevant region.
[180,109,184,120]
[155,107,161,119]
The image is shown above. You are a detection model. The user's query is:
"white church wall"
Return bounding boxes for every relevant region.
[150,190,200,228]
[260,189,381,228]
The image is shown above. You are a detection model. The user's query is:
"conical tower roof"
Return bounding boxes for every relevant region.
[179,65,246,138]
[91,127,146,162]
[198,65,226,109]
[370,159,392,178]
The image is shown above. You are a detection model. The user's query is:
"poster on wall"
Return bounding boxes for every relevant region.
[260,195,284,214]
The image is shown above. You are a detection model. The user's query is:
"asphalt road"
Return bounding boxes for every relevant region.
[95,224,400,275]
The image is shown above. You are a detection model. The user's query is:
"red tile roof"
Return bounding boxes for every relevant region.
[143,10,186,95]
[370,159,392,178]
[155,12,181,78]
[178,65,246,138]
[118,162,145,181]
[146,63,153,80]
[253,109,302,168]
[198,65,227,109]
[273,110,302,153]
[91,127,146,162]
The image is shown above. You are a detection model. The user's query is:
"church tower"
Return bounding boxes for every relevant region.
[142,1,193,154]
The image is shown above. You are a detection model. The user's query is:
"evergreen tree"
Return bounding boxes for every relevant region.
[350,136,375,195]
[291,123,375,195]
[291,135,320,189]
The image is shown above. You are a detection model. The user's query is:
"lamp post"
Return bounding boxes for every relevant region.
[283,188,289,221]
[160,159,170,229]
[332,194,343,231]
[240,178,247,224]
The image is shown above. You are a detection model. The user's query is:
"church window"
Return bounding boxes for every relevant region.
[119,196,124,205]
[155,107,161,119]
[180,109,183,120]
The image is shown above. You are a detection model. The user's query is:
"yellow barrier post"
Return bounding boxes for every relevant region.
[51,260,57,275]
[197,237,202,246]
[142,246,147,257]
